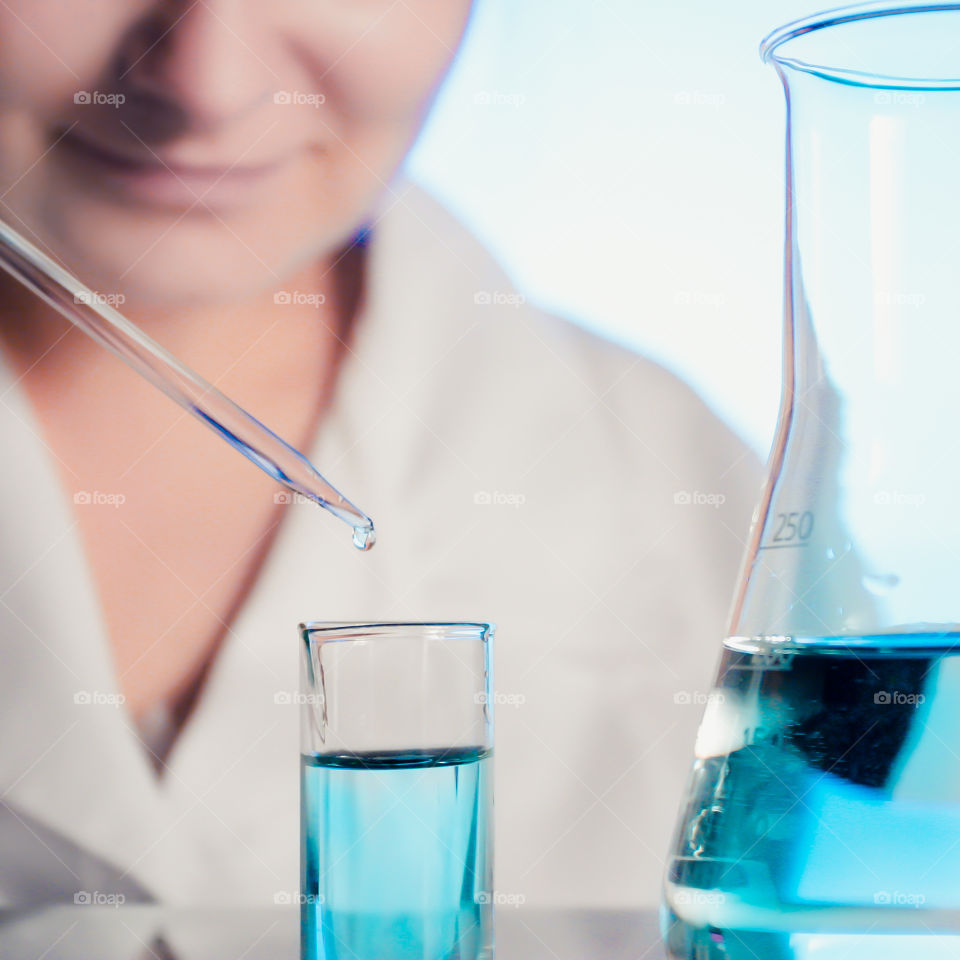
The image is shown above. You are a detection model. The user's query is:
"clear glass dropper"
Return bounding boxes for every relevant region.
[0,218,375,550]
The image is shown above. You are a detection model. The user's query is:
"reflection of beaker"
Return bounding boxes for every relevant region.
[663,4,960,956]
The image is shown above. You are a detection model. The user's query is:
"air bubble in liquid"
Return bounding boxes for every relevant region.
[862,572,900,597]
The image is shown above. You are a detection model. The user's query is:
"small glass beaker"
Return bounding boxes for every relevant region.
[300,622,494,960]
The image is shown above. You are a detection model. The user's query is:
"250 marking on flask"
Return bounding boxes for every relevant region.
[764,510,814,548]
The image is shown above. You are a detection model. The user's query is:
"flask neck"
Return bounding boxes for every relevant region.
[732,69,960,638]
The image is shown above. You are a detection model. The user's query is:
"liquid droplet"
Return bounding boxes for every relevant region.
[825,548,836,560]
[862,572,900,597]
[352,523,376,551]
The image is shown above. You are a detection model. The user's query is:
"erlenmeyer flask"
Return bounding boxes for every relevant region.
[663,3,960,957]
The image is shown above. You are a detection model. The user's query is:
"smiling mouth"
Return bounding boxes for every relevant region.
[55,126,289,208]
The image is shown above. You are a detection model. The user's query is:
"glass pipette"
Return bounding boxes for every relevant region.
[0,218,375,550]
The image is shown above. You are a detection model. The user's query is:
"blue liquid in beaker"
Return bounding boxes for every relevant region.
[301,747,492,960]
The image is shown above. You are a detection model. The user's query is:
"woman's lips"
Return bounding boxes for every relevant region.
[56,128,288,209]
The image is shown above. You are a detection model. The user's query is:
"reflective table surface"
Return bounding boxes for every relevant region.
[0,906,666,959]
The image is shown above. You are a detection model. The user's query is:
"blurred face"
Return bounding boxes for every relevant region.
[0,1,472,308]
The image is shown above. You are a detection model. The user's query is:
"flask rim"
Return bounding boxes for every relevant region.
[761,2,960,90]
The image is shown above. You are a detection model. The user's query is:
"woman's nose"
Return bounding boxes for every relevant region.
[116,1,278,136]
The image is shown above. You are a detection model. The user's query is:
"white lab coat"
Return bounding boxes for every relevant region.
[0,178,762,909]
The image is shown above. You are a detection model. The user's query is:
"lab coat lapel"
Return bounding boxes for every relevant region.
[309,175,522,552]
[0,348,174,898]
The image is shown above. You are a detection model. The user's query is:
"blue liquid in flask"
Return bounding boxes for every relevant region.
[664,634,960,959]
[301,747,493,960]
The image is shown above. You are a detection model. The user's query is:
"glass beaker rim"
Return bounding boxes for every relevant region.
[300,621,494,644]
[761,1,960,90]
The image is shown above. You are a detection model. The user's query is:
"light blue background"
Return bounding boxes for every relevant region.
[408,0,816,457]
